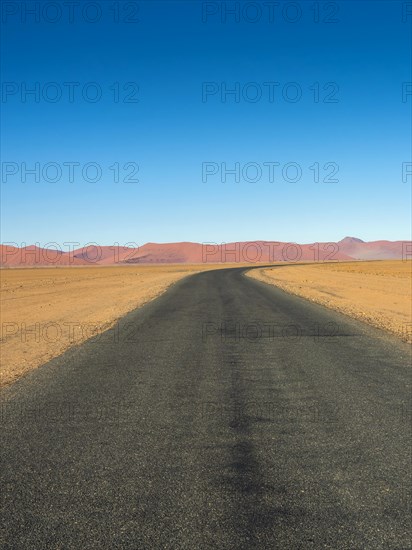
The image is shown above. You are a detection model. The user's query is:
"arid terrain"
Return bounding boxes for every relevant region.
[2,260,411,387]
[0,264,237,386]
[248,260,412,343]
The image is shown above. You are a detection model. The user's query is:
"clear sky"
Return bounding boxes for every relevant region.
[1,0,411,247]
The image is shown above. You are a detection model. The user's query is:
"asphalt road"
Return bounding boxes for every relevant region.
[1,267,411,549]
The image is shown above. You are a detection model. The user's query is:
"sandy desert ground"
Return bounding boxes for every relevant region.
[248,260,412,343]
[2,260,411,387]
[0,264,238,387]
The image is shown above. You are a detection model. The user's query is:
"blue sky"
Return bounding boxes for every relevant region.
[1,0,411,246]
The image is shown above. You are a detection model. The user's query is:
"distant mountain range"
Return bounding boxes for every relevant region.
[1,238,410,267]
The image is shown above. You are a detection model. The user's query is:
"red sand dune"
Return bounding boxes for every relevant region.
[72,245,140,265]
[0,245,89,267]
[0,238,409,267]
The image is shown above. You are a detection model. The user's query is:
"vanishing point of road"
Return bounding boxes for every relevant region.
[1,267,411,549]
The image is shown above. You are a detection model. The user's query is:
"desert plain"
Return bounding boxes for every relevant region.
[0,264,237,386]
[249,260,412,343]
[1,260,411,387]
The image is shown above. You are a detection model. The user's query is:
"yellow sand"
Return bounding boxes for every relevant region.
[0,264,231,386]
[248,261,412,343]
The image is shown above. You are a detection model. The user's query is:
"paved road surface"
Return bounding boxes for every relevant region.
[1,267,411,549]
